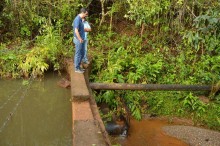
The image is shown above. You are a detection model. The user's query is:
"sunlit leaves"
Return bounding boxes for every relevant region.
[125,0,170,26]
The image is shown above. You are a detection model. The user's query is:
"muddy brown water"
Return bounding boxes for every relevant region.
[111,119,189,146]
[0,73,72,146]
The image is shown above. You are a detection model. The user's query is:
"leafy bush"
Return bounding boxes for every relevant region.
[0,23,68,78]
[0,45,22,78]
[91,31,220,129]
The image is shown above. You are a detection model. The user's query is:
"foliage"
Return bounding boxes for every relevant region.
[185,7,220,52]
[91,28,220,127]
[125,0,170,26]
[0,0,82,40]
[0,22,69,78]
[0,0,83,77]
[0,45,22,78]
[90,33,163,84]
[182,92,207,119]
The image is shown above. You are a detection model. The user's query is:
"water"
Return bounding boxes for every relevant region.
[111,119,189,146]
[0,72,72,146]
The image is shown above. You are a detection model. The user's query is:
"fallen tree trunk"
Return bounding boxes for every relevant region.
[89,83,216,91]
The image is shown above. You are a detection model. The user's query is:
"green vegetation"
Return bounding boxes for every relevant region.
[0,0,219,130]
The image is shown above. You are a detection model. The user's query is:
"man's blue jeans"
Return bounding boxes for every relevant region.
[82,39,89,63]
[73,37,85,70]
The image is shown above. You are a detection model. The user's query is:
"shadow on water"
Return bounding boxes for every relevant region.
[110,119,189,146]
[0,72,72,146]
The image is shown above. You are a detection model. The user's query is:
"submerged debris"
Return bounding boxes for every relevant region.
[57,78,70,88]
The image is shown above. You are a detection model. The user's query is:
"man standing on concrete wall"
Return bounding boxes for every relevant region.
[73,8,88,73]
[82,17,91,65]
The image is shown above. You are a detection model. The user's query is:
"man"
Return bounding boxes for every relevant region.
[82,17,91,64]
[73,8,88,73]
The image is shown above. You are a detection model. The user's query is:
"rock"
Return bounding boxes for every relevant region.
[105,115,129,137]
[57,78,70,88]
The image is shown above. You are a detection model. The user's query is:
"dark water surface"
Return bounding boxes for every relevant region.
[0,73,72,146]
[111,119,189,146]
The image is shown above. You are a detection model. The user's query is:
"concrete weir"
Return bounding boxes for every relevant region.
[66,59,111,146]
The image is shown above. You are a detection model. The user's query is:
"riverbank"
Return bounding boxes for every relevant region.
[146,115,220,146]
[163,125,220,146]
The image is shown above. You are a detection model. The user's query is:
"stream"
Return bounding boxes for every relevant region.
[110,119,189,146]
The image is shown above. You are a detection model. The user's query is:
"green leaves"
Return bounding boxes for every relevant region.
[0,22,66,78]
[125,0,170,26]
[91,31,220,122]
[19,47,50,76]
[0,45,21,78]
[91,33,164,84]
[182,92,207,117]
[184,7,220,53]
[130,105,141,120]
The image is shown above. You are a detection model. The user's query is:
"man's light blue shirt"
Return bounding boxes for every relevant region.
[83,21,91,40]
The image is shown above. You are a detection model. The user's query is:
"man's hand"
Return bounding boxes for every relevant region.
[84,28,91,32]
[79,38,83,43]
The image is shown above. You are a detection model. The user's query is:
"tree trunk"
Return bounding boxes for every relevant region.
[140,23,145,38]
[109,10,113,32]
[99,0,105,27]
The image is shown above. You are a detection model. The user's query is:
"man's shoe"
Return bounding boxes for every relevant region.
[81,68,86,71]
[75,69,84,73]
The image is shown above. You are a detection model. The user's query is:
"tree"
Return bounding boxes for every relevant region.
[125,0,170,37]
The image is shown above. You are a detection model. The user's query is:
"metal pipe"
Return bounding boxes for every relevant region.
[89,83,214,91]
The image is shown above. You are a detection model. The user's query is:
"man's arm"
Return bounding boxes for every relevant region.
[84,22,91,32]
[75,28,83,43]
